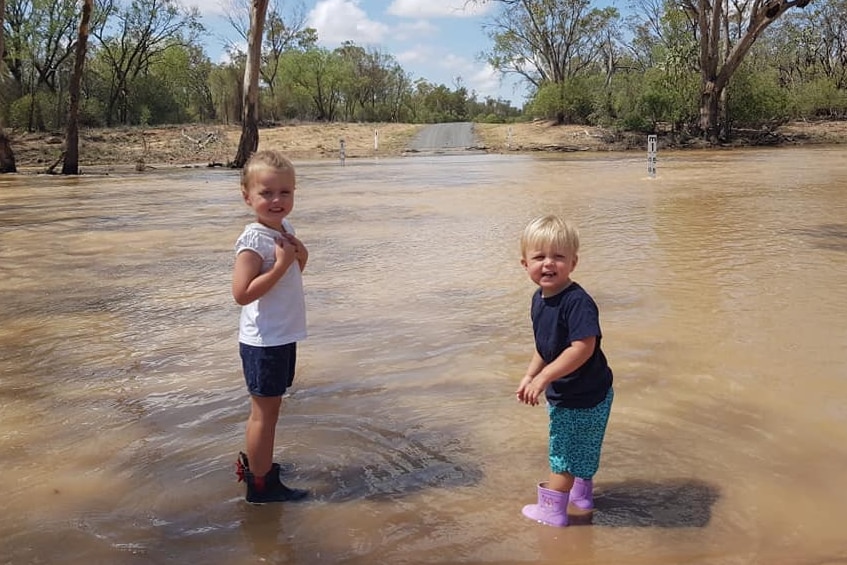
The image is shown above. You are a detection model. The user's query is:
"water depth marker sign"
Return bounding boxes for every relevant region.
[647,135,657,178]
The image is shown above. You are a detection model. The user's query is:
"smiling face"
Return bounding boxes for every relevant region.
[242,166,296,230]
[522,244,578,297]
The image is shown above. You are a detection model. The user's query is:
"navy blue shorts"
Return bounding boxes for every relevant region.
[239,342,297,397]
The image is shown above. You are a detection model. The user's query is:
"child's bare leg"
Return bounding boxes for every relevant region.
[246,395,282,476]
[547,471,574,493]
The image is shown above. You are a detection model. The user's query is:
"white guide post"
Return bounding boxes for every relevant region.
[647,135,657,178]
[339,138,346,166]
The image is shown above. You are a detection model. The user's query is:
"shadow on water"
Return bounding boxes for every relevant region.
[289,420,484,503]
[592,478,720,528]
[314,452,483,503]
[791,223,847,252]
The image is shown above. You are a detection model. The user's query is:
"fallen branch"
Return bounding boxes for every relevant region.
[45,151,66,174]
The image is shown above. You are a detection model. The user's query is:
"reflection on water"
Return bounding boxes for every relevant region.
[1,148,847,564]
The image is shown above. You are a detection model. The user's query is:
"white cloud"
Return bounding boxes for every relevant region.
[308,0,390,45]
[437,53,478,88]
[468,63,503,99]
[393,19,438,41]
[387,0,492,18]
[397,46,505,99]
[396,46,430,67]
[437,54,508,100]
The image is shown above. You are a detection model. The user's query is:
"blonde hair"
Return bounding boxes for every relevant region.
[521,215,580,258]
[241,150,296,192]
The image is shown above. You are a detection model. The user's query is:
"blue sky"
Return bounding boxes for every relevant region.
[180,0,530,105]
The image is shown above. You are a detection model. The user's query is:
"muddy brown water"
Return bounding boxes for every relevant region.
[1,148,846,564]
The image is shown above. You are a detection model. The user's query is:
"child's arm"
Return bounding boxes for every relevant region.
[516,350,545,402]
[516,337,596,406]
[232,239,296,305]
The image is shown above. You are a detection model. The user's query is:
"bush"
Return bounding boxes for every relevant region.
[727,68,790,127]
[8,95,46,130]
[526,76,601,124]
[788,77,847,119]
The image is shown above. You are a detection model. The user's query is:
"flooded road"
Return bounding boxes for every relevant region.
[1,147,847,564]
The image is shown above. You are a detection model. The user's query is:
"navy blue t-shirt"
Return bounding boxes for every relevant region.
[531,282,613,408]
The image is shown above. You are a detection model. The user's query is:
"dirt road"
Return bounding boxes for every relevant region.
[406,122,478,153]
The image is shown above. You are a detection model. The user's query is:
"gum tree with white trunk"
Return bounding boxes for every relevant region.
[232,0,269,168]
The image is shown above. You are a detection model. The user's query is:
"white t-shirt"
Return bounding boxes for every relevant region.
[235,220,307,347]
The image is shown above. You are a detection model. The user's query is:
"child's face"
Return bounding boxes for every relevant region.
[521,244,578,297]
[242,167,296,229]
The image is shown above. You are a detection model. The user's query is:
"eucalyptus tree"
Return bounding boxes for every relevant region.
[224,0,316,121]
[3,0,78,92]
[280,47,344,121]
[385,65,413,122]
[0,0,17,173]
[152,44,216,122]
[778,0,847,89]
[623,0,700,129]
[752,0,847,117]
[480,0,619,123]
[682,0,814,142]
[3,0,80,130]
[334,42,406,121]
[209,60,244,125]
[232,0,268,168]
[262,8,316,120]
[62,0,93,175]
[90,0,203,125]
[811,0,847,89]
[334,42,370,120]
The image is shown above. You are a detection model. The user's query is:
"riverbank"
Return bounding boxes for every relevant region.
[6,119,847,172]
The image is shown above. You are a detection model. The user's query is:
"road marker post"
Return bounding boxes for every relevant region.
[647,135,657,178]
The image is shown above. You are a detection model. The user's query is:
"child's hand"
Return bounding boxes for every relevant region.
[282,233,307,257]
[273,236,296,263]
[516,375,544,406]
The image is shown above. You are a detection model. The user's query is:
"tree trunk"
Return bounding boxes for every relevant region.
[0,0,16,174]
[696,0,803,142]
[233,0,269,168]
[62,0,93,175]
[0,131,16,174]
[699,82,721,144]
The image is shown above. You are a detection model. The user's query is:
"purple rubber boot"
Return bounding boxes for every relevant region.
[521,482,569,527]
[570,477,594,511]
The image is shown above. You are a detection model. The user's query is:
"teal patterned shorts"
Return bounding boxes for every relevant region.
[548,387,614,478]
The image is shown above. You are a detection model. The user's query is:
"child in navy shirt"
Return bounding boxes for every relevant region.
[516,215,614,527]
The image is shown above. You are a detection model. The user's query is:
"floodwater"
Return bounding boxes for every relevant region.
[1,147,846,565]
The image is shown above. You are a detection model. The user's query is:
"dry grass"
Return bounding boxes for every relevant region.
[9,122,426,172]
[474,121,611,152]
[7,119,846,173]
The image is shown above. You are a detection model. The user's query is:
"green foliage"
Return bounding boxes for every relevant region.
[3,0,845,135]
[8,95,37,130]
[636,67,698,130]
[787,77,847,118]
[726,67,790,126]
[7,91,61,131]
[526,76,600,123]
